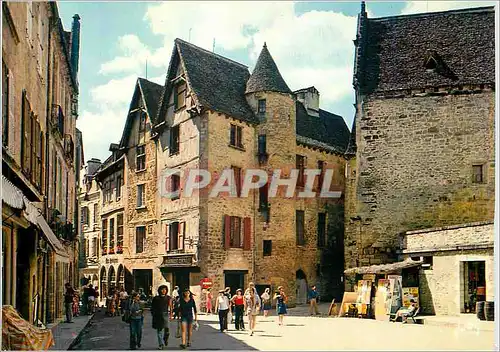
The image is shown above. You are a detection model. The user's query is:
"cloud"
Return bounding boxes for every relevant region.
[401,1,496,14]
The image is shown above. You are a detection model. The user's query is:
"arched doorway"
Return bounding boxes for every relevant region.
[117,265,125,290]
[296,269,308,305]
[100,267,107,302]
[108,266,116,294]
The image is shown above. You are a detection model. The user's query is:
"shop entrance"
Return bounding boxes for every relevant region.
[173,269,191,292]
[224,271,246,295]
[133,269,153,296]
[462,261,486,313]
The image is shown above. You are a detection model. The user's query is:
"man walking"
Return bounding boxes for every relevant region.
[119,286,129,315]
[151,285,173,350]
[308,285,320,315]
[64,283,75,323]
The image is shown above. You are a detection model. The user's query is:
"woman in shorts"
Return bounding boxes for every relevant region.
[179,288,197,349]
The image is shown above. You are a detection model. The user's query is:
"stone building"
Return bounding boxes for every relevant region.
[149,39,349,304]
[344,3,495,291]
[2,2,82,325]
[400,221,494,315]
[78,158,102,289]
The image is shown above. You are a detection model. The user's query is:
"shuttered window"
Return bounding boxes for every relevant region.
[136,226,145,253]
[223,215,251,250]
[166,221,185,252]
[117,214,123,251]
[109,218,115,252]
[102,219,108,254]
[232,166,242,196]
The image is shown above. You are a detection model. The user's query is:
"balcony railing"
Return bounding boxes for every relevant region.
[51,104,65,136]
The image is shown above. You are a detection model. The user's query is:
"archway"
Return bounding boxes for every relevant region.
[296,269,308,305]
[108,266,116,294]
[100,266,107,301]
[117,264,125,290]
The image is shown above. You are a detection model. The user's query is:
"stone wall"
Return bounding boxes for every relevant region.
[345,90,495,277]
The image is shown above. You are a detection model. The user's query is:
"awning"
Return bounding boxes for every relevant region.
[36,214,69,257]
[2,175,24,209]
[344,258,423,275]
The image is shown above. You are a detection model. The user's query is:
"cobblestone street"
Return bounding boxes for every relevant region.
[71,309,495,351]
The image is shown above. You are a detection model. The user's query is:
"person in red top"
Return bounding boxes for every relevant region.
[231,289,245,331]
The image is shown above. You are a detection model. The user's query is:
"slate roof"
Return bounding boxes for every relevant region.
[295,102,350,154]
[360,6,495,94]
[246,43,292,94]
[138,78,163,124]
[344,117,357,158]
[175,39,257,123]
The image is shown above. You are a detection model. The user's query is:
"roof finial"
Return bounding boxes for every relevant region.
[361,1,366,13]
[263,42,267,48]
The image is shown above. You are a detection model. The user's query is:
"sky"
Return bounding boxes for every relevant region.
[57,1,497,163]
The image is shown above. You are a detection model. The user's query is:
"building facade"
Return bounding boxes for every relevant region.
[344,4,495,290]
[2,2,82,324]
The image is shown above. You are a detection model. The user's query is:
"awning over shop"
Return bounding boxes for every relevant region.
[344,258,423,275]
[2,175,68,257]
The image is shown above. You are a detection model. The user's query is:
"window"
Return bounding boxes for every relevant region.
[93,204,98,223]
[174,82,186,110]
[85,239,89,257]
[169,222,179,250]
[258,99,266,114]
[223,215,251,250]
[81,206,89,226]
[136,226,146,253]
[109,218,115,252]
[2,61,9,147]
[136,145,145,171]
[92,238,97,257]
[472,165,484,183]
[171,174,181,199]
[258,135,267,155]
[232,166,242,196]
[101,219,108,254]
[259,182,268,210]
[317,160,325,191]
[317,212,326,247]
[117,214,123,252]
[137,184,145,208]
[116,175,122,199]
[139,111,146,132]
[230,216,242,248]
[21,91,32,176]
[169,125,180,155]
[263,240,272,256]
[296,155,306,187]
[229,124,243,149]
[296,210,305,245]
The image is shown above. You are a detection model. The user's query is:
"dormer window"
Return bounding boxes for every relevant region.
[425,56,438,71]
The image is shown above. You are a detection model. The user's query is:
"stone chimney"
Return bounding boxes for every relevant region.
[70,14,81,79]
[294,86,320,117]
[86,158,101,176]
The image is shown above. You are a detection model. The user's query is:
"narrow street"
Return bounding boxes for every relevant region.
[71,309,495,351]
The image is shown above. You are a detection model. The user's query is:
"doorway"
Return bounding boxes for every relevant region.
[224,271,246,295]
[463,261,486,313]
[133,269,153,296]
[296,269,308,305]
[173,269,191,292]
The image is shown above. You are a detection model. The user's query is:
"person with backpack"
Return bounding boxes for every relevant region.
[151,285,173,350]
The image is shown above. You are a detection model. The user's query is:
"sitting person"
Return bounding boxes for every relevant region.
[391,299,417,323]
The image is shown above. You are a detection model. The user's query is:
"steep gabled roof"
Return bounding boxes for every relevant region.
[156,39,257,124]
[295,102,350,154]
[360,6,495,93]
[119,78,163,148]
[246,43,292,94]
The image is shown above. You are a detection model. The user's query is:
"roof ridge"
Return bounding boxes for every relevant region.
[370,5,494,22]
[137,77,163,88]
[174,38,248,69]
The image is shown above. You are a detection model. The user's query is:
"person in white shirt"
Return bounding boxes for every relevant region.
[119,287,129,315]
[215,290,230,332]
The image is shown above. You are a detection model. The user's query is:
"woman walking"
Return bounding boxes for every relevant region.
[128,293,145,350]
[205,289,213,314]
[274,286,287,326]
[231,289,245,331]
[261,288,272,317]
[151,285,172,350]
[215,290,230,332]
[179,288,198,349]
[244,288,260,336]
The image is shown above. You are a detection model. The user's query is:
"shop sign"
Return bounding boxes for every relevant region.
[162,254,193,267]
[105,258,119,264]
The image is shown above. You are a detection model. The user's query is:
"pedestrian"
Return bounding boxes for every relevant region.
[231,289,245,330]
[151,285,173,350]
[179,288,198,349]
[114,291,121,316]
[244,286,261,336]
[72,291,80,317]
[206,288,213,315]
[127,292,145,350]
[87,284,96,314]
[215,289,230,332]
[64,283,75,323]
[261,288,272,317]
[120,286,129,315]
[274,286,288,326]
[224,287,233,323]
[308,285,320,315]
